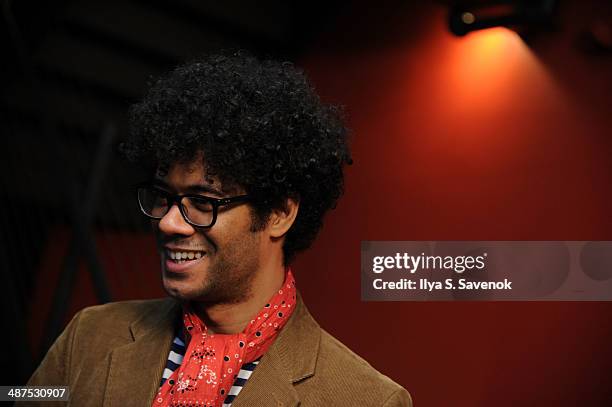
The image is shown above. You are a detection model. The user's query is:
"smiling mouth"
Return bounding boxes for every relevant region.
[166,249,207,264]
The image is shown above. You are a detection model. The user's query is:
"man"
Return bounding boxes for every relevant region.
[27,51,412,406]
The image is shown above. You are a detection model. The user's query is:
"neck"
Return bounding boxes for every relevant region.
[192,253,286,334]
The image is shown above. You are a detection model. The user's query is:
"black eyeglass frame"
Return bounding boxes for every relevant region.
[136,184,250,228]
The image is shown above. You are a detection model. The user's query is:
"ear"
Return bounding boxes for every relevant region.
[268,198,299,238]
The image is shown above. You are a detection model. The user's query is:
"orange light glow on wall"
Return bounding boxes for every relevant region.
[387,17,571,168]
[442,27,561,115]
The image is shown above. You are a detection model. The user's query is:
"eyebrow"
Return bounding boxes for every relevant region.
[151,179,225,196]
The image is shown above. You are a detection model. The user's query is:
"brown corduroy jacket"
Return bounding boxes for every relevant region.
[27,295,412,406]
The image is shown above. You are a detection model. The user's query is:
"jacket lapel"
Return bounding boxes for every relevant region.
[232,293,321,407]
[103,298,180,407]
[229,349,300,407]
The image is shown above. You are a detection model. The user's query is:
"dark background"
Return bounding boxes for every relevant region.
[1,0,611,406]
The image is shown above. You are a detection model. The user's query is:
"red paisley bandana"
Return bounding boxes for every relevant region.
[153,270,297,407]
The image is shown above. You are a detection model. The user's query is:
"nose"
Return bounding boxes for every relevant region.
[157,204,195,236]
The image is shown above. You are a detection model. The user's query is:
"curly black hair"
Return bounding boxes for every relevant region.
[121,51,352,265]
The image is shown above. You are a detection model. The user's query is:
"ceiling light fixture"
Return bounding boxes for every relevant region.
[448,0,557,37]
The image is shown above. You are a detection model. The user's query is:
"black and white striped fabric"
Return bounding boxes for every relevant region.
[159,330,260,406]
[160,334,187,385]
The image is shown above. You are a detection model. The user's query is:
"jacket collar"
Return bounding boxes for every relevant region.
[103,292,320,407]
[231,292,321,407]
[272,291,321,384]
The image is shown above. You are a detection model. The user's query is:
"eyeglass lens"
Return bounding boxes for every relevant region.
[138,187,215,226]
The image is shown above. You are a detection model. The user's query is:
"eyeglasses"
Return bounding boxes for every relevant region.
[137,185,250,228]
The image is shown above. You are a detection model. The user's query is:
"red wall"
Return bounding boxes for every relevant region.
[292,1,612,406]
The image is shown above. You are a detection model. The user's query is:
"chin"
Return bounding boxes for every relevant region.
[162,276,207,301]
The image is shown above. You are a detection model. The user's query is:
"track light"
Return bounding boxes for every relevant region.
[449,1,557,37]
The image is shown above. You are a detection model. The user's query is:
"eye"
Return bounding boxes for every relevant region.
[138,186,172,218]
[189,196,214,212]
[151,188,169,204]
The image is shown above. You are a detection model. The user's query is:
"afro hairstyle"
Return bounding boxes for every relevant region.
[121,51,352,264]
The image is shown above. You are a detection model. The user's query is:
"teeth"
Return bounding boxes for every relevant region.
[167,250,205,261]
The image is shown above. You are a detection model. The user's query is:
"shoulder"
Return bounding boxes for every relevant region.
[318,327,396,384]
[27,298,178,389]
[70,297,177,345]
[285,299,411,406]
[76,298,174,326]
[313,328,412,406]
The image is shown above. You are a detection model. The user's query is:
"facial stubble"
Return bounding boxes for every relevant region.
[163,231,262,306]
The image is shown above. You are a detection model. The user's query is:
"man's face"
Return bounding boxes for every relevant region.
[152,159,264,305]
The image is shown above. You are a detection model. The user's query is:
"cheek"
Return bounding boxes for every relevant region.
[211,218,256,252]
[216,207,254,234]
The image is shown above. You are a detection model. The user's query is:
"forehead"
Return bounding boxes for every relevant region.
[155,160,216,191]
[158,159,205,180]
[154,158,241,195]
